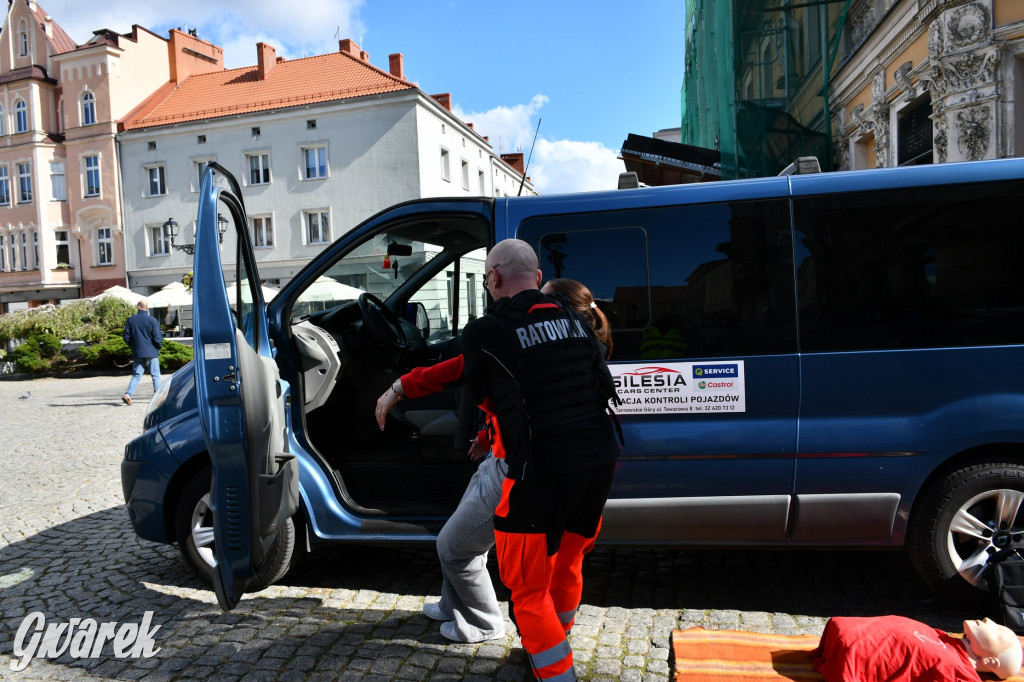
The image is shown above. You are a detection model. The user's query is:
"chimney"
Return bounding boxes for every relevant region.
[431,93,451,112]
[360,50,370,61]
[257,42,277,80]
[389,53,404,80]
[501,153,525,175]
[338,38,361,57]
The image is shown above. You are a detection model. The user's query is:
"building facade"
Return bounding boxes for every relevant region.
[831,0,1024,171]
[0,1,225,313]
[118,39,536,294]
[682,0,1024,177]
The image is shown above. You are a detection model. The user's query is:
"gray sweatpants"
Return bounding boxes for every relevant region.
[433,452,508,641]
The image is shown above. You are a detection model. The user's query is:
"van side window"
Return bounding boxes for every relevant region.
[518,199,796,360]
[794,180,1024,352]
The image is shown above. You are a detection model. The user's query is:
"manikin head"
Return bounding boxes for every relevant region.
[484,239,541,300]
[963,618,1022,679]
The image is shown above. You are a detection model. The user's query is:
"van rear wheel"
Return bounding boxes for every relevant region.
[174,467,298,589]
[907,461,1024,607]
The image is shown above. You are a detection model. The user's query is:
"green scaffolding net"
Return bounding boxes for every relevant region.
[682,0,851,179]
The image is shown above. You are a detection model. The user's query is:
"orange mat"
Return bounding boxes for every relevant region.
[671,627,1024,681]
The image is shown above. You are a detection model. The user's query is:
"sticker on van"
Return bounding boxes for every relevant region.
[610,361,746,414]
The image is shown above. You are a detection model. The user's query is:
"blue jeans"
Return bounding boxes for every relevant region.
[126,357,161,397]
[433,452,508,641]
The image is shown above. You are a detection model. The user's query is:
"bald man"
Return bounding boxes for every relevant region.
[461,239,620,681]
[122,298,162,405]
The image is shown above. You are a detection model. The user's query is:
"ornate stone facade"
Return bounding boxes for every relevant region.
[833,0,1016,169]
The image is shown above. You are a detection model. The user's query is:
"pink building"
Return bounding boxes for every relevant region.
[0,1,220,310]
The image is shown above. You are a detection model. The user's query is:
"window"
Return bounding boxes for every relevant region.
[18,23,28,56]
[251,126,261,137]
[197,135,206,144]
[303,146,327,179]
[50,161,66,201]
[145,165,166,196]
[519,199,797,361]
[440,147,450,182]
[17,162,31,203]
[81,93,96,126]
[0,166,10,206]
[0,235,4,270]
[461,159,469,190]
[897,99,934,166]
[247,153,270,185]
[55,230,68,266]
[15,100,27,133]
[193,159,214,191]
[252,215,274,248]
[304,210,330,244]
[150,223,170,256]
[307,119,316,130]
[20,232,28,270]
[84,155,100,197]
[0,105,6,136]
[32,231,38,269]
[147,141,156,151]
[478,170,485,195]
[794,180,1024,352]
[97,227,112,265]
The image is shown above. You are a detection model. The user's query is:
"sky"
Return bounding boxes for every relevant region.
[45,0,685,195]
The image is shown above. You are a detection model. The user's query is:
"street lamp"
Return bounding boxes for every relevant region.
[166,218,194,255]
[217,213,228,244]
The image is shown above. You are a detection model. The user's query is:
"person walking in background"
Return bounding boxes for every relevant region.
[374,277,613,645]
[122,299,162,405]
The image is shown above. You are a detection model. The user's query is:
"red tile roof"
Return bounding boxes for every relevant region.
[123,49,416,130]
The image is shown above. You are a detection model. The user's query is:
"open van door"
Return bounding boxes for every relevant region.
[192,163,298,611]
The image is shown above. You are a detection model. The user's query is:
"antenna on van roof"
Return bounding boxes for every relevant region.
[517,118,541,196]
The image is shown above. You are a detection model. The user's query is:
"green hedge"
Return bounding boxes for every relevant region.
[1,298,193,374]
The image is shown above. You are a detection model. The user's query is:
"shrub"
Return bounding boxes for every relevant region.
[12,332,64,373]
[78,332,130,367]
[160,340,193,370]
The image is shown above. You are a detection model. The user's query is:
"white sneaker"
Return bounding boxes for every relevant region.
[440,620,505,643]
[422,601,451,621]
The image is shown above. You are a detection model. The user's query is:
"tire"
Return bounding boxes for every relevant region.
[907,461,1024,607]
[174,467,298,590]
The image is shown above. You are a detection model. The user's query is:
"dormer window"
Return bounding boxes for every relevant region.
[17,21,28,57]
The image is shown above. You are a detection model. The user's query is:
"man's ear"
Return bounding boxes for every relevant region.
[535,270,542,287]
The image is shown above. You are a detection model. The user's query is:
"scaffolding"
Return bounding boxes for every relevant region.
[682,0,851,179]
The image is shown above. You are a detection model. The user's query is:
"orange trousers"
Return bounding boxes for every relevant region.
[493,464,614,680]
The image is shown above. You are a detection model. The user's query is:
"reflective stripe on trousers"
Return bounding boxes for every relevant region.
[528,637,576,680]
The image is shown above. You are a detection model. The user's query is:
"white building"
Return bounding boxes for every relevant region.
[118,38,536,293]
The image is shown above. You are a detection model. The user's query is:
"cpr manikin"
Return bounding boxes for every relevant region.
[964,618,1022,679]
[811,615,1023,681]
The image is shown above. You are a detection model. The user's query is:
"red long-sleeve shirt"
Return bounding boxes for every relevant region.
[401,356,502,458]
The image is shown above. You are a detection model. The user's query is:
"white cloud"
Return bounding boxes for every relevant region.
[48,0,366,67]
[454,95,623,195]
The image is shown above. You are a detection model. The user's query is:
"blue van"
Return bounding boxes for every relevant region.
[122,158,1024,610]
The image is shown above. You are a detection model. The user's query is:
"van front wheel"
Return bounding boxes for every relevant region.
[907,461,1024,607]
[174,467,297,590]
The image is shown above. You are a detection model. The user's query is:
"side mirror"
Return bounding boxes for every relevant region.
[405,302,429,337]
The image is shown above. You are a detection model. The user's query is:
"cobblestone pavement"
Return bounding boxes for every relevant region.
[0,374,974,681]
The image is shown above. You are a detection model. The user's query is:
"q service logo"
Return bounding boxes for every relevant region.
[693,363,738,390]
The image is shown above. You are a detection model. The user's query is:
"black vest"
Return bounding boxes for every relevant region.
[479,291,619,480]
